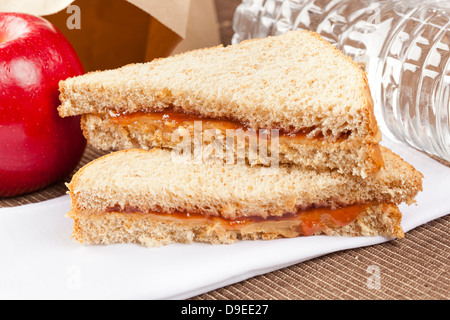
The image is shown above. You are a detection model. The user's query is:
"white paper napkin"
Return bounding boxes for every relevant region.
[0,137,449,300]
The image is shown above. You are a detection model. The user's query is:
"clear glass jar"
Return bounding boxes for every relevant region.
[233,0,450,162]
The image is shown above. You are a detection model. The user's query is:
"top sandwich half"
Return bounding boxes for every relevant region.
[58,30,382,177]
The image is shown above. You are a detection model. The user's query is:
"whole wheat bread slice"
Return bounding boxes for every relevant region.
[68,147,422,221]
[80,113,383,177]
[58,31,378,139]
[68,203,404,246]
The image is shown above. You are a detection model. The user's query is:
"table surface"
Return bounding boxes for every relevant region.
[1,0,449,300]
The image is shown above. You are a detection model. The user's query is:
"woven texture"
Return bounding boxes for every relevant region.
[0,0,448,300]
[192,216,450,299]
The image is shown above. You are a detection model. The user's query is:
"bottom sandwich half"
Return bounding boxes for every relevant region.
[66,147,423,246]
[68,203,403,246]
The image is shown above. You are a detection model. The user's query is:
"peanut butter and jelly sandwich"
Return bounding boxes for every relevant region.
[66,147,422,246]
[58,30,383,178]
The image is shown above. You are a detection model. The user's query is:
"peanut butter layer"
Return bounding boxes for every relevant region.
[80,110,384,176]
[68,203,405,245]
[83,203,374,237]
[108,110,346,142]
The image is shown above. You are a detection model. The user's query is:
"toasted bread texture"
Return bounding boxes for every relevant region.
[80,113,383,177]
[68,203,404,246]
[58,30,379,142]
[67,147,422,221]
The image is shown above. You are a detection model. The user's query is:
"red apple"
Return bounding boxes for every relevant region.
[0,13,86,197]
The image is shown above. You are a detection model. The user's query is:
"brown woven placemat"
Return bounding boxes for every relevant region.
[192,216,450,300]
[1,0,448,300]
